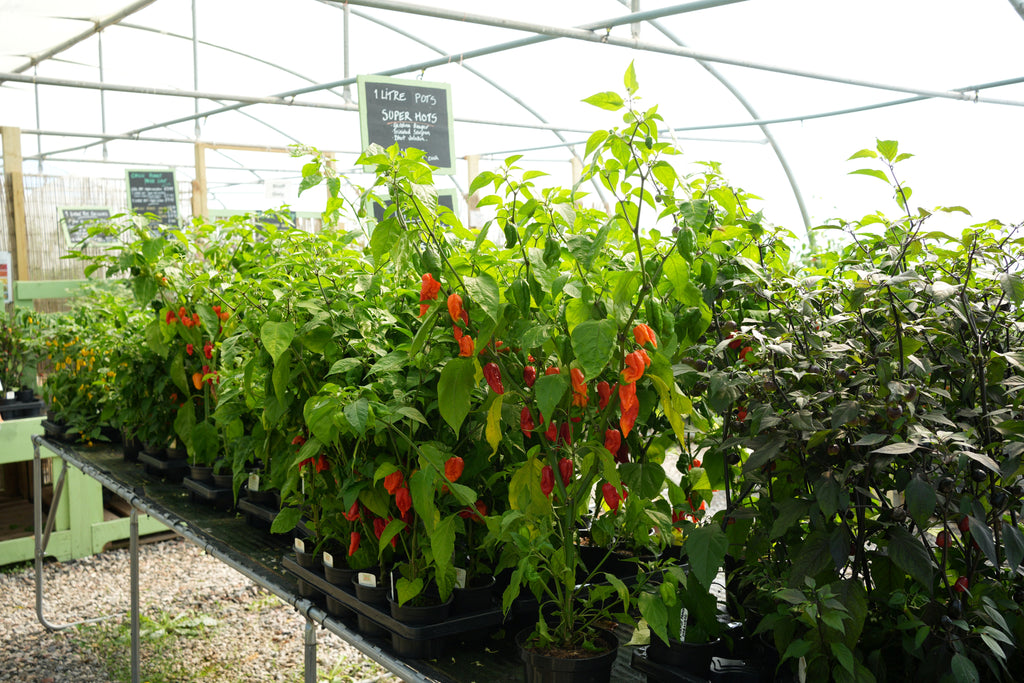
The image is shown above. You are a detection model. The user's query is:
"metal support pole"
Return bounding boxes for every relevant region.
[130,507,141,683]
[343,2,352,102]
[33,441,109,631]
[98,31,108,161]
[192,0,201,138]
[304,617,318,683]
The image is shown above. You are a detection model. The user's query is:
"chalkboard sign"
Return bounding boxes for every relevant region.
[58,206,114,246]
[371,189,457,222]
[126,169,179,225]
[254,210,297,229]
[358,75,455,175]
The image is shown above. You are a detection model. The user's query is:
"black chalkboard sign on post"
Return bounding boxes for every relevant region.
[358,75,455,175]
[126,169,180,226]
[58,206,114,246]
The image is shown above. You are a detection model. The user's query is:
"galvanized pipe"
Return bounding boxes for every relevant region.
[5,0,159,77]
[192,0,201,138]
[97,31,108,161]
[337,0,1024,107]
[304,618,318,683]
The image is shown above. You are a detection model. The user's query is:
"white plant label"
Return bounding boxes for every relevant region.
[323,552,334,568]
[357,572,377,588]
[294,537,305,553]
[248,473,260,492]
[455,567,467,589]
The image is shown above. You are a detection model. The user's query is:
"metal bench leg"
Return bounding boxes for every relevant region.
[304,616,318,683]
[131,507,141,683]
[33,440,111,631]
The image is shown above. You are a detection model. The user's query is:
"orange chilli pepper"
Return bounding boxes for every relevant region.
[447,293,464,324]
[458,335,474,357]
[621,351,645,384]
[634,323,658,348]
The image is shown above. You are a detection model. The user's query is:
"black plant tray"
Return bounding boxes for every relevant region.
[0,399,45,420]
[138,452,188,481]
[630,647,780,683]
[182,477,234,509]
[41,418,75,442]
[237,496,278,529]
[283,556,523,642]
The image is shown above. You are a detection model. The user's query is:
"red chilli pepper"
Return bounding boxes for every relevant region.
[447,293,464,324]
[186,343,194,356]
[458,335,475,357]
[204,341,214,360]
[520,407,535,438]
[545,367,560,376]
[634,323,658,348]
[483,363,505,394]
[384,471,404,495]
[604,429,621,455]
[419,273,441,317]
[602,483,623,512]
[373,517,386,539]
[165,310,177,325]
[523,365,537,388]
[544,419,558,442]
[395,487,412,515]
[559,422,572,446]
[348,531,360,557]
[540,466,555,497]
[615,439,630,464]
[597,381,611,411]
[621,351,645,384]
[444,456,464,482]
[558,458,573,486]
[344,501,360,522]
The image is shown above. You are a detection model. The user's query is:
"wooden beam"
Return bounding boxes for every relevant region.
[193,142,208,220]
[1,127,29,280]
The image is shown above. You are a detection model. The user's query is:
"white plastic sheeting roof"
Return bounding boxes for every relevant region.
[1,0,1023,234]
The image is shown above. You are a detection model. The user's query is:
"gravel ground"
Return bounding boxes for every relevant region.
[0,537,400,683]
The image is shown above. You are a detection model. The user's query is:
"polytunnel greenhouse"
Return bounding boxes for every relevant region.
[1,2,1024,682]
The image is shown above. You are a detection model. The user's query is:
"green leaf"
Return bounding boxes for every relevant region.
[871,442,918,455]
[847,149,877,160]
[624,61,639,95]
[464,273,501,326]
[905,476,936,530]
[831,400,860,428]
[852,433,888,446]
[469,171,496,194]
[534,372,569,426]
[438,357,478,435]
[270,506,302,534]
[570,319,616,380]
[685,525,728,589]
[849,168,890,183]
[830,641,855,673]
[967,516,997,567]
[395,576,424,607]
[369,219,400,263]
[887,527,934,592]
[585,129,609,159]
[638,591,670,645]
[876,139,899,161]
[582,91,624,111]
[328,358,362,377]
[1003,521,1024,572]
[1000,273,1024,306]
[261,321,296,365]
[950,653,979,683]
[619,462,665,500]
[344,397,370,437]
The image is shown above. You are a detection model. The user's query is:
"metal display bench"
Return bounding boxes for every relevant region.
[31,435,648,683]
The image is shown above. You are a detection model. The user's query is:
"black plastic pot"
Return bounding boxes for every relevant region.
[211,473,233,489]
[453,575,496,615]
[352,572,390,637]
[122,434,142,461]
[517,627,619,683]
[388,593,453,625]
[189,465,213,483]
[15,388,34,402]
[323,563,357,587]
[647,636,722,677]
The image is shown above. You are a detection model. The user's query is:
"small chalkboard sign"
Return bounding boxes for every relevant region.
[358,75,455,175]
[254,210,297,229]
[126,169,180,225]
[371,189,457,222]
[58,206,114,246]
